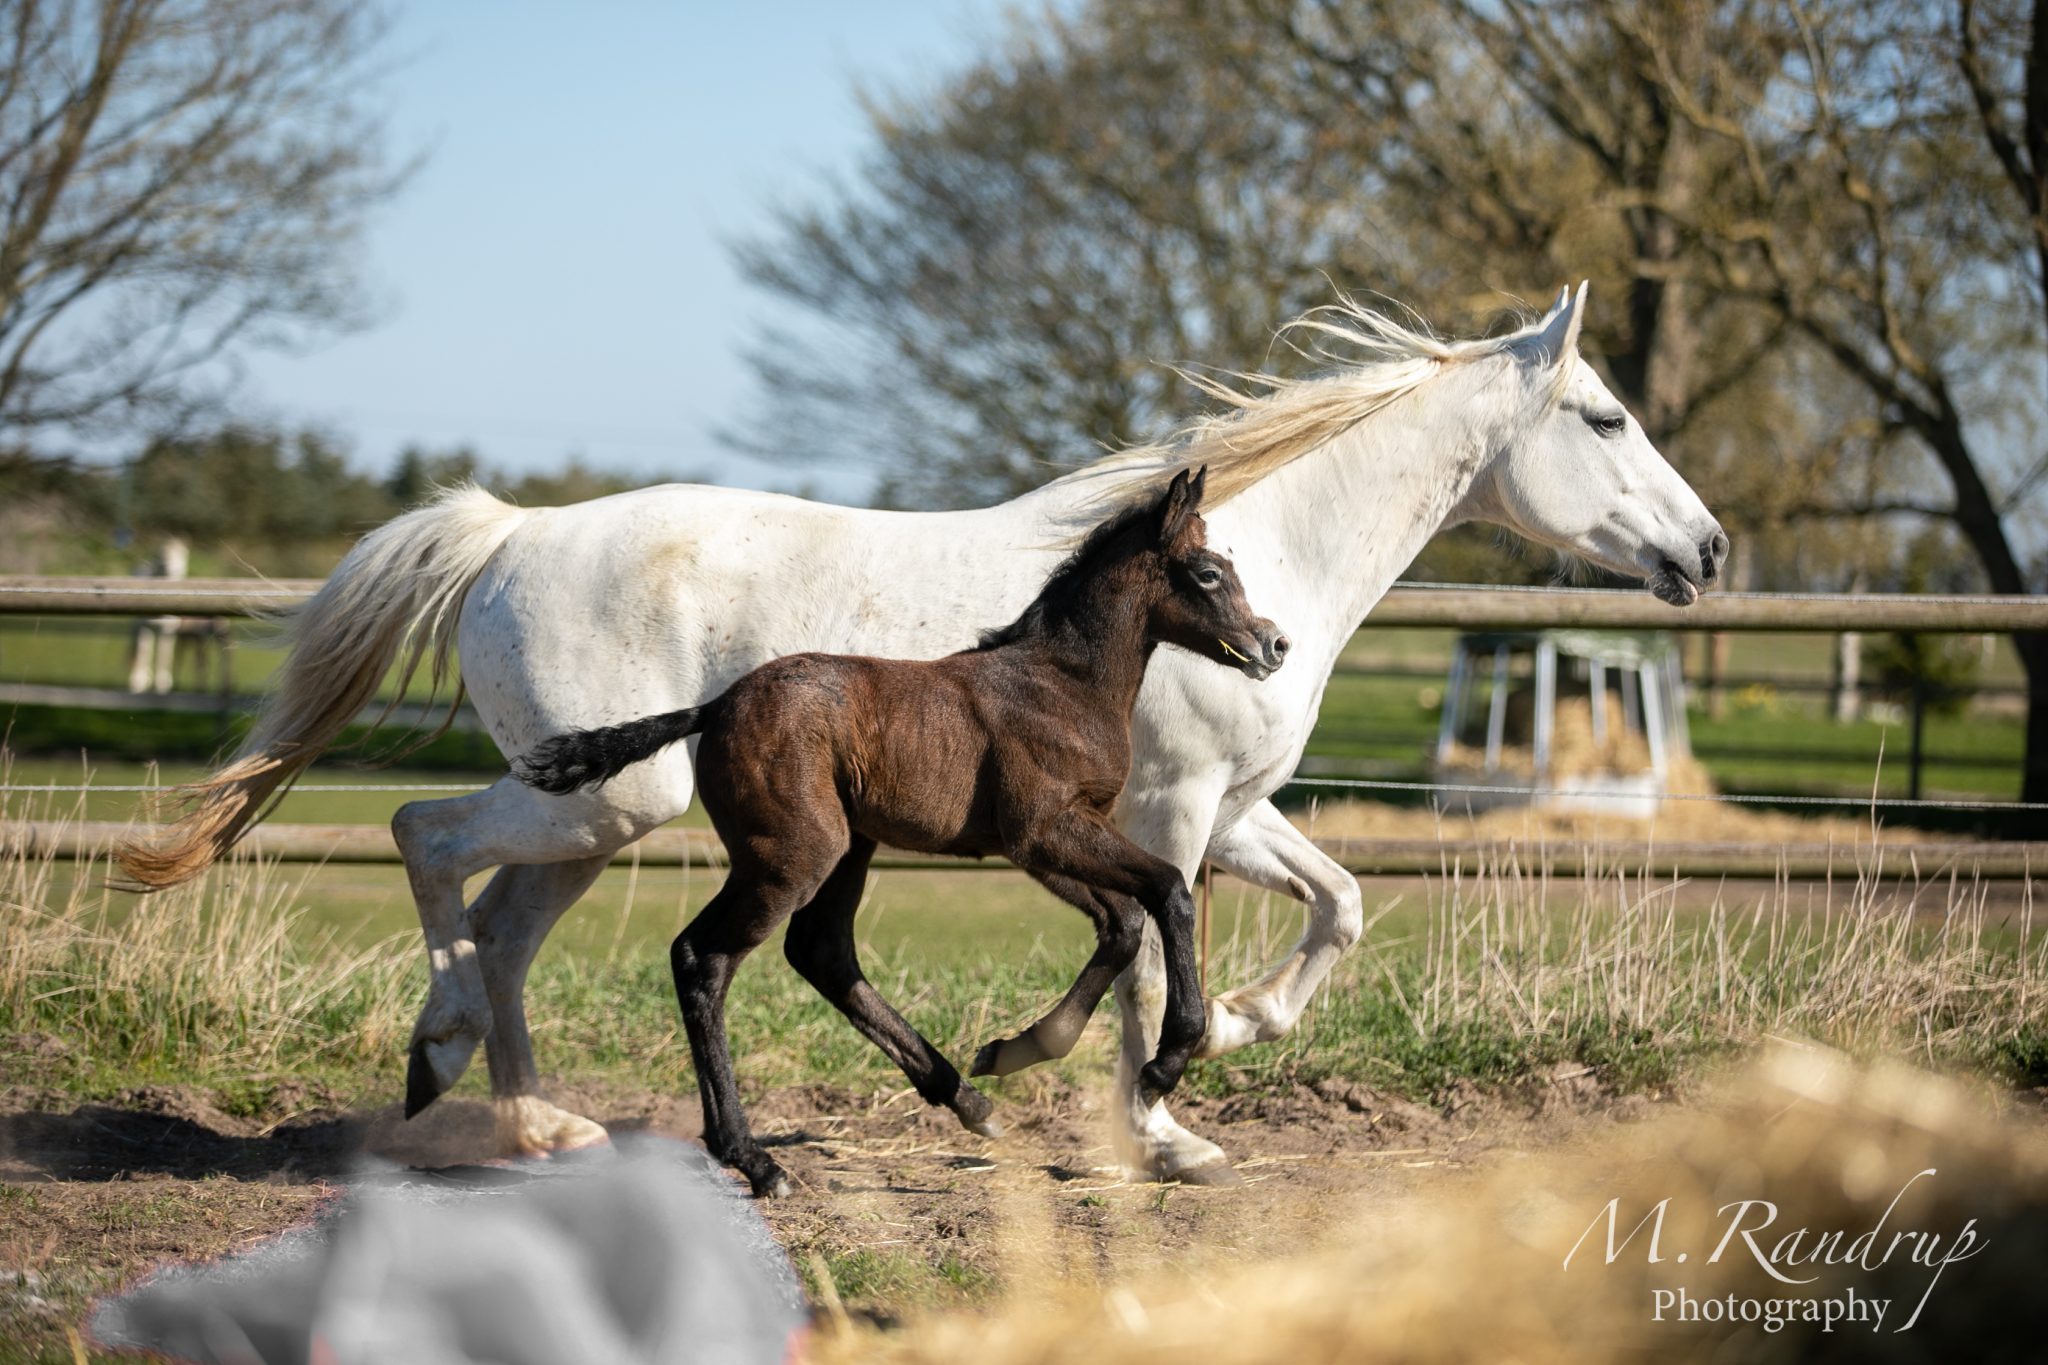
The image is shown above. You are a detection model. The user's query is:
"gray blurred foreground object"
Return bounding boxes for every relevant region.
[91,1137,804,1365]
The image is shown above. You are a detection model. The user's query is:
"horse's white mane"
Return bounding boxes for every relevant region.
[1055,295,1522,514]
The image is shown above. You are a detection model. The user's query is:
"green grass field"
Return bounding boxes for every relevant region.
[3,603,2038,1114]
[1306,664,2024,799]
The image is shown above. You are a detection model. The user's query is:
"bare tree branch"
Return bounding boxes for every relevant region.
[0,0,405,447]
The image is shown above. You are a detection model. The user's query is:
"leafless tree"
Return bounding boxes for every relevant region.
[729,5,1387,509]
[0,0,404,455]
[1593,0,2047,794]
[734,0,2048,796]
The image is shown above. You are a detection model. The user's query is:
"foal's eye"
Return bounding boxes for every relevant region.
[1588,411,1628,438]
[1195,567,1223,589]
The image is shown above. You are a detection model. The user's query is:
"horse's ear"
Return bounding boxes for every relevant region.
[1157,466,1200,544]
[1516,281,1587,371]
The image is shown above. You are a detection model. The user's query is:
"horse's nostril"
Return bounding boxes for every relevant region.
[1271,634,1290,659]
[1698,530,1729,583]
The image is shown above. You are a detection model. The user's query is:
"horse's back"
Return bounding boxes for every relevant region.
[454,483,1049,761]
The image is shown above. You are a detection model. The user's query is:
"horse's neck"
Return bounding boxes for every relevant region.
[1006,361,1512,676]
[1212,365,1508,674]
[1028,572,1157,703]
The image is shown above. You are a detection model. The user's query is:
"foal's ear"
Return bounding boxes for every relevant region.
[1156,465,1206,545]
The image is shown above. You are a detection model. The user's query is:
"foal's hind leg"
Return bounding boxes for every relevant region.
[672,846,841,1198]
[783,837,1001,1137]
[971,872,1143,1079]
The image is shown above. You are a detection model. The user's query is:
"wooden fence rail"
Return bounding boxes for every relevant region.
[11,820,2040,881]
[5,577,2048,633]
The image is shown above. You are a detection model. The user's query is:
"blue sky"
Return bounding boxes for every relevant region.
[239,2,1017,505]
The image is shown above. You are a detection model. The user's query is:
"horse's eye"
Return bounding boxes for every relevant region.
[1589,411,1628,437]
[1196,567,1222,588]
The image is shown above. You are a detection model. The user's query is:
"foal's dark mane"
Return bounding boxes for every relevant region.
[969,502,1158,652]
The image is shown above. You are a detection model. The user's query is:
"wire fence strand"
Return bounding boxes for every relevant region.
[5,774,2044,813]
[1282,775,2048,813]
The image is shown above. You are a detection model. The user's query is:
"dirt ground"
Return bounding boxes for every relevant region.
[0,1060,1663,1358]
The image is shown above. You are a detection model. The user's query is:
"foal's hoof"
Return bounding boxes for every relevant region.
[1137,1061,1187,1109]
[752,1171,793,1200]
[952,1086,1002,1139]
[971,1034,1043,1078]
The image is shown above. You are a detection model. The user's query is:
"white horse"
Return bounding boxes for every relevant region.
[119,286,1725,1183]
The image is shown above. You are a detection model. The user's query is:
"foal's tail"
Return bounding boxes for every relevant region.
[115,486,535,891]
[513,705,712,795]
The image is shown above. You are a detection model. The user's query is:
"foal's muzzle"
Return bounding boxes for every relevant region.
[1229,621,1289,681]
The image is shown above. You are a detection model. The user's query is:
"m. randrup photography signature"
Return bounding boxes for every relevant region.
[1562,1168,1987,1333]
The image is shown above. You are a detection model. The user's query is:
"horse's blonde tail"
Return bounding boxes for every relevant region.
[115,486,535,892]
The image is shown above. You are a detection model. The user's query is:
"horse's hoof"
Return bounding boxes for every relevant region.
[494,1096,611,1158]
[969,1041,1001,1077]
[753,1172,793,1200]
[967,1116,1004,1139]
[404,1039,441,1119]
[1169,1159,1244,1188]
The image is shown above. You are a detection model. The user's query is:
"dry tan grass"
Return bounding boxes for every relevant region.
[1,777,416,1075]
[816,1046,2048,1362]
[1294,789,1927,848]
[1364,844,2039,1059]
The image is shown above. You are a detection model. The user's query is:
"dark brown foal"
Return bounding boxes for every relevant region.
[515,467,1286,1196]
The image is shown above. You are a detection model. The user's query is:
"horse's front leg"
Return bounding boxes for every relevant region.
[1194,798,1365,1058]
[1104,780,1247,1185]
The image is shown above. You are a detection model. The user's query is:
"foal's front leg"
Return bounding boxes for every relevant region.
[1011,808,1207,1103]
[970,871,1144,1078]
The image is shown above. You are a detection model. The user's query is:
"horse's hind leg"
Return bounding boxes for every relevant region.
[783,837,1000,1138]
[394,778,653,1120]
[971,871,1143,1079]
[472,853,614,1156]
